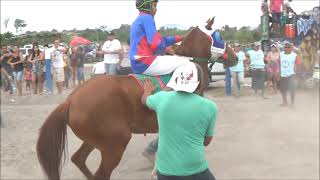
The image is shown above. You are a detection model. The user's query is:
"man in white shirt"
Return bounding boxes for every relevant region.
[98,32,122,75]
[50,39,66,94]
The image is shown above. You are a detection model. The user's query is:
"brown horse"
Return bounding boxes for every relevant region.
[36,18,237,180]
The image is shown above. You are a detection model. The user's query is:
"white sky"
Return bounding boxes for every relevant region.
[1,0,318,34]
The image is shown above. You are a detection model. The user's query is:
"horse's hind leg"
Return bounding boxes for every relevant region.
[93,135,131,180]
[71,142,95,179]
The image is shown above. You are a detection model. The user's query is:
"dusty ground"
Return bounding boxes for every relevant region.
[1,79,319,180]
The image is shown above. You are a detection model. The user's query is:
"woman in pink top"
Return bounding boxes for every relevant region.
[266,43,280,94]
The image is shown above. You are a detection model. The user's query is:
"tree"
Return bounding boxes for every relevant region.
[14,19,27,34]
[4,18,10,33]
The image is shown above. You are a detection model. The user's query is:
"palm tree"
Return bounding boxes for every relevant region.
[14,19,27,35]
[4,18,10,33]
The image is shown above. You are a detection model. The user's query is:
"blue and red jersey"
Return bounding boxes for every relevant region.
[129,12,182,74]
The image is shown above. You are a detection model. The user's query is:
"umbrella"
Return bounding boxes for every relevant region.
[69,36,92,46]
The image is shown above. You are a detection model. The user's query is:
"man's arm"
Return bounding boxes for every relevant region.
[204,103,218,146]
[58,47,67,53]
[103,49,121,54]
[0,53,9,62]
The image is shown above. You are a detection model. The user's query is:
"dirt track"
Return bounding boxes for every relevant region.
[1,81,319,179]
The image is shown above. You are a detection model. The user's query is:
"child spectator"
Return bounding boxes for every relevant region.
[25,67,32,91]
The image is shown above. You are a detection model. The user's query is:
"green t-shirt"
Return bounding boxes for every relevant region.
[146,91,218,176]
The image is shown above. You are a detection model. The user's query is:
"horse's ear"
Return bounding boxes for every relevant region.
[211,16,215,24]
[205,16,215,30]
[206,18,211,24]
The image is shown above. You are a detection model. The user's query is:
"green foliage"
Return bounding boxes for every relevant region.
[0,23,262,47]
[14,19,27,34]
[218,25,261,44]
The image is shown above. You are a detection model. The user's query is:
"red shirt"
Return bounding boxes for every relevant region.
[270,0,283,13]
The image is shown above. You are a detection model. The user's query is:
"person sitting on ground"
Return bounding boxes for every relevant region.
[130,0,190,77]
[141,63,218,180]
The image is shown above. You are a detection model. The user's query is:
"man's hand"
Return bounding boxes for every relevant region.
[204,136,213,146]
[141,78,156,106]
[142,78,156,94]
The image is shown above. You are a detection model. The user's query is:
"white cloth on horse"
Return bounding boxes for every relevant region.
[142,55,191,76]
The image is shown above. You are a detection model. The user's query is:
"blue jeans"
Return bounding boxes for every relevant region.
[45,59,53,93]
[104,63,118,75]
[77,67,84,80]
[225,67,231,96]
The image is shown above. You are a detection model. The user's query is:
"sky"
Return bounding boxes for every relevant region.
[1,0,319,34]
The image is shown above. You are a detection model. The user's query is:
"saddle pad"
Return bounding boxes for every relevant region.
[129,74,172,92]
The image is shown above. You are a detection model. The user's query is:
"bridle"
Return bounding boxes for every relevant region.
[198,25,228,62]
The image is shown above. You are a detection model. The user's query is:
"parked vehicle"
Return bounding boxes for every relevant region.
[208,62,226,82]
[19,48,32,59]
[83,43,99,63]
[91,61,132,77]
[23,44,44,51]
[91,61,105,76]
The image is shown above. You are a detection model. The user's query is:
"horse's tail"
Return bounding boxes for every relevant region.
[36,100,70,180]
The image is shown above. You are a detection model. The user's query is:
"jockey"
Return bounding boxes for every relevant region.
[130,0,190,75]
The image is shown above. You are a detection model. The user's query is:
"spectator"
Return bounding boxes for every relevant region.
[70,47,77,87]
[0,45,13,94]
[299,36,312,73]
[44,44,53,95]
[279,41,301,107]
[98,31,122,75]
[269,0,284,35]
[261,0,269,16]
[76,46,85,85]
[28,43,44,95]
[8,47,24,96]
[51,39,67,94]
[225,65,231,96]
[246,42,267,98]
[141,63,218,180]
[265,43,280,94]
[283,0,296,17]
[63,53,71,89]
[230,43,245,97]
[25,66,32,91]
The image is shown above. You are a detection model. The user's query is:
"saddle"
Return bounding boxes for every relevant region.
[129,74,172,93]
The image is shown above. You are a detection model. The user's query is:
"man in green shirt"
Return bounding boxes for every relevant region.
[141,62,218,179]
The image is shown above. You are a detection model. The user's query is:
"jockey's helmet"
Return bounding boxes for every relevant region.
[136,0,158,12]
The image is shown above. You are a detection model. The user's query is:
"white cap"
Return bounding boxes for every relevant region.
[167,63,200,93]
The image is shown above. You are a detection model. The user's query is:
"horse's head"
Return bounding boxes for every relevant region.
[175,17,238,67]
